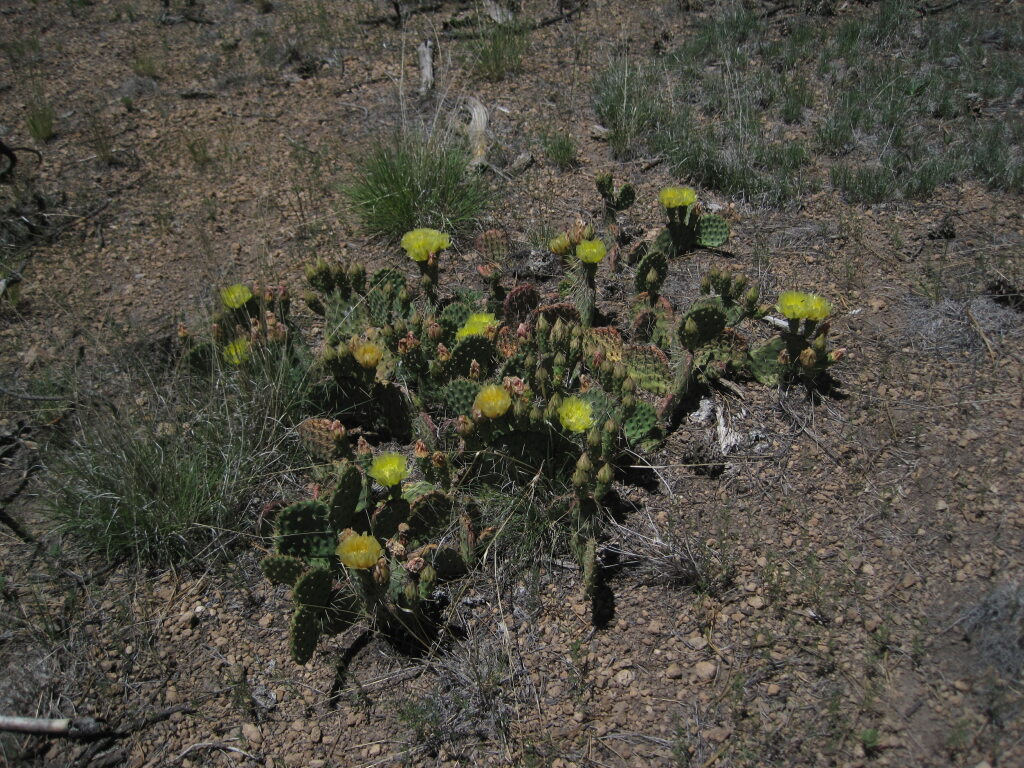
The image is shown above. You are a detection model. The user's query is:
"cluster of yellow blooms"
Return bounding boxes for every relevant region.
[776,291,832,322]
[558,396,593,433]
[336,531,383,570]
[473,384,511,418]
[576,239,607,264]
[456,312,499,340]
[368,452,408,487]
[658,186,698,209]
[401,228,451,262]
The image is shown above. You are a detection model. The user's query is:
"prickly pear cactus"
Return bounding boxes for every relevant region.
[261,554,306,587]
[290,605,321,665]
[696,214,730,248]
[444,378,480,416]
[679,300,728,351]
[502,283,540,325]
[623,401,659,446]
[276,501,335,559]
[296,418,349,461]
[624,344,672,395]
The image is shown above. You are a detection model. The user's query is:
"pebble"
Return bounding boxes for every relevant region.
[694,661,717,681]
[242,723,262,745]
[614,669,636,686]
[665,662,683,680]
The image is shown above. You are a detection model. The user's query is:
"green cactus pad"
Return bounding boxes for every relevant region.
[749,336,785,386]
[634,248,669,295]
[446,335,495,378]
[625,344,672,394]
[370,498,410,540]
[680,299,728,351]
[277,500,335,558]
[440,302,473,341]
[290,605,321,665]
[475,228,509,262]
[697,214,730,248]
[261,554,306,587]
[369,267,407,295]
[624,401,659,445]
[444,378,480,416]
[407,489,453,533]
[430,546,468,579]
[293,567,333,609]
[327,460,364,532]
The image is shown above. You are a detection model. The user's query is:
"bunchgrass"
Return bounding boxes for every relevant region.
[346,133,490,240]
[25,86,55,143]
[592,58,670,160]
[471,21,528,82]
[45,342,310,568]
[540,129,579,170]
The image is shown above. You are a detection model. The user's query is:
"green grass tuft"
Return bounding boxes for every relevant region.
[346,133,490,240]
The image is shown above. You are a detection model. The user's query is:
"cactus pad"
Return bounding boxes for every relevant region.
[475,228,510,262]
[297,418,348,461]
[697,214,730,248]
[624,344,671,394]
[623,401,658,445]
[290,605,321,665]
[440,302,473,341]
[680,299,727,350]
[502,284,540,325]
[444,378,481,416]
[326,460,364,534]
[261,554,306,587]
[293,567,333,609]
[634,248,669,295]
[446,335,495,378]
[586,327,624,364]
[277,501,335,558]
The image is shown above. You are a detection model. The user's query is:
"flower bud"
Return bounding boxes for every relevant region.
[799,347,817,368]
[576,452,593,473]
[373,557,390,585]
[596,463,614,485]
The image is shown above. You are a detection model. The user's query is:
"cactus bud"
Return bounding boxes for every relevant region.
[622,394,636,410]
[347,263,365,292]
[732,274,748,297]
[551,318,565,344]
[572,468,589,488]
[373,558,390,586]
[645,268,659,291]
[700,273,712,294]
[549,232,571,255]
[587,427,602,451]
[613,363,627,384]
[596,463,614,485]
[812,333,827,354]
[684,317,699,338]
[514,399,529,420]
[621,376,636,394]
[604,418,618,435]
[419,564,437,590]
[744,286,760,308]
[456,415,475,437]
[554,352,567,370]
[403,579,419,604]
[600,358,615,379]
[576,452,594,473]
[535,314,549,337]
[777,349,791,365]
[529,405,544,423]
[427,321,443,342]
[799,347,817,368]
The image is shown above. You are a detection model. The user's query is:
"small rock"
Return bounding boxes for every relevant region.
[747,596,764,610]
[767,683,781,696]
[242,723,262,745]
[694,661,717,681]
[614,669,636,686]
[665,663,683,680]
[702,724,733,743]
[258,613,273,628]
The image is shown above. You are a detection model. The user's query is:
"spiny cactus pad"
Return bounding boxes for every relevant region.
[293,567,333,609]
[697,214,730,248]
[261,554,306,587]
[625,344,671,394]
[634,248,669,295]
[327,460,364,532]
[624,401,659,445]
[290,605,321,665]
[503,284,540,325]
[680,300,728,350]
[277,501,335,558]
[444,378,480,416]
[446,335,495,378]
[297,418,348,461]
[440,302,473,340]
[587,327,624,363]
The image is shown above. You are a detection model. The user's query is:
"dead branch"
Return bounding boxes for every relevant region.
[417,39,434,95]
[464,96,489,169]
[0,715,107,739]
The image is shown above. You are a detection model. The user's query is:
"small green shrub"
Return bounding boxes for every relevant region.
[25,88,55,142]
[346,133,489,240]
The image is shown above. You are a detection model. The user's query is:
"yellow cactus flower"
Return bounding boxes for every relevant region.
[558,396,593,433]
[401,228,451,262]
[220,283,253,309]
[223,338,250,365]
[576,239,607,264]
[351,339,384,369]
[456,312,498,340]
[658,186,698,209]
[777,291,832,321]
[777,291,809,320]
[803,293,832,321]
[368,452,408,487]
[336,531,383,570]
[473,384,511,418]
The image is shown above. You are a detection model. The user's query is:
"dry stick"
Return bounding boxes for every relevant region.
[465,96,489,169]
[0,715,107,739]
[416,39,434,96]
[965,303,998,362]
